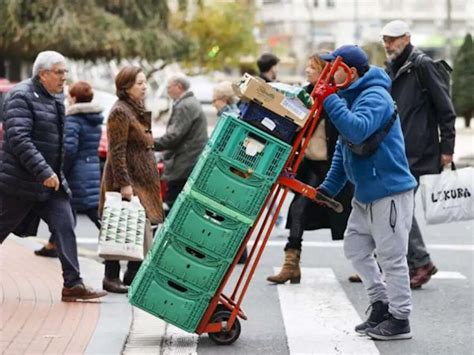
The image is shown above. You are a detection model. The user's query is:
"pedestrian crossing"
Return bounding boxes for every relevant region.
[276,267,379,354]
[122,267,379,354]
[115,264,470,354]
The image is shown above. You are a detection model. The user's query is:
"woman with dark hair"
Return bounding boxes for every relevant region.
[267,53,353,284]
[99,65,164,293]
[34,80,104,257]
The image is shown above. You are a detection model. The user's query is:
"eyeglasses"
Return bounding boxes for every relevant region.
[48,69,68,76]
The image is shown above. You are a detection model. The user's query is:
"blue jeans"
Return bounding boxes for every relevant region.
[0,191,82,287]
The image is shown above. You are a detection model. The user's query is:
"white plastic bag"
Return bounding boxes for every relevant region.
[98,192,147,260]
[420,166,474,225]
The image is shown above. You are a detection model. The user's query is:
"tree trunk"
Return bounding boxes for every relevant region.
[0,56,5,78]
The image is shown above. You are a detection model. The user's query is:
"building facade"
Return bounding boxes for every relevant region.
[256,0,473,68]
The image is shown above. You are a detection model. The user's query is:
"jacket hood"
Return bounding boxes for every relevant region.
[338,66,392,106]
[66,102,104,126]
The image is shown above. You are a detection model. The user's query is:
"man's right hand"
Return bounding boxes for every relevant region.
[314,83,338,104]
[43,174,60,191]
[121,185,134,201]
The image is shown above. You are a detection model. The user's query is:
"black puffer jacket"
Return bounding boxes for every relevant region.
[0,78,71,201]
[386,46,456,176]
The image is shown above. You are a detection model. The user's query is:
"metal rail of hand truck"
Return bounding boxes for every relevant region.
[195,57,352,345]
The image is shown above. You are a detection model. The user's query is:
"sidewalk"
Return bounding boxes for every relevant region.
[0,237,131,355]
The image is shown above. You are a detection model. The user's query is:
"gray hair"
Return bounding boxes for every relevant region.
[214,81,237,104]
[32,51,66,77]
[168,73,190,91]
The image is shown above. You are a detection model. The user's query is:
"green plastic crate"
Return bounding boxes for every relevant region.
[149,236,229,293]
[129,265,210,333]
[208,113,291,182]
[186,152,273,220]
[164,190,251,259]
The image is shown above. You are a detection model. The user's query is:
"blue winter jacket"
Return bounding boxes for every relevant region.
[0,78,71,201]
[320,66,417,204]
[63,102,103,211]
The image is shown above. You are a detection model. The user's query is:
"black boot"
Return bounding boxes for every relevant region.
[355,300,389,334]
[366,314,412,340]
[123,261,142,286]
[102,277,128,293]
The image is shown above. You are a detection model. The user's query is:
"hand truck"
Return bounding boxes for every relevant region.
[195,57,353,344]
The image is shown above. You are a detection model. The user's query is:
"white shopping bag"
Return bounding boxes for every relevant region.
[98,192,147,260]
[420,165,474,225]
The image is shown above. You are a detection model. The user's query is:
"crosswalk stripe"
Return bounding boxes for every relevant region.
[431,271,467,280]
[123,308,198,355]
[275,267,380,355]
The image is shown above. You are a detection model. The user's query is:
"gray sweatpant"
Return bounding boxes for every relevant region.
[344,190,414,320]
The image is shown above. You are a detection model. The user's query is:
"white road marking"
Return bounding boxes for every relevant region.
[123,308,198,355]
[431,271,467,280]
[276,267,380,355]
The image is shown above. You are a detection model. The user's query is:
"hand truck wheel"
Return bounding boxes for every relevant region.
[208,308,241,345]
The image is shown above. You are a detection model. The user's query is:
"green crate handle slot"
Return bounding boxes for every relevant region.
[229,166,253,179]
[185,246,206,259]
[168,280,187,293]
[204,210,225,224]
[212,157,264,185]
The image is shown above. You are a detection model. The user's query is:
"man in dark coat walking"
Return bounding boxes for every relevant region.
[381,20,456,289]
[0,50,107,302]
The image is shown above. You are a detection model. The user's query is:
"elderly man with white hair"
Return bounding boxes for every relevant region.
[154,73,208,210]
[381,20,456,290]
[0,50,107,302]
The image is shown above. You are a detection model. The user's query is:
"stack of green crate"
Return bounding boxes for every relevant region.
[129,112,292,332]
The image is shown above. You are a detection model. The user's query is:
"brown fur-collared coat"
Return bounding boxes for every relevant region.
[99,98,163,225]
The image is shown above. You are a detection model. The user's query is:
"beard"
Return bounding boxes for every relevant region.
[385,46,404,61]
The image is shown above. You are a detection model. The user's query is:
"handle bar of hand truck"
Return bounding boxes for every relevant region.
[278,174,343,213]
[314,190,343,213]
[313,57,353,97]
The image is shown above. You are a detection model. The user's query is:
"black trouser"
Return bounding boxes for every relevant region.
[285,160,328,251]
[104,259,141,279]
[0,191,82,288]
[165,179,187,210]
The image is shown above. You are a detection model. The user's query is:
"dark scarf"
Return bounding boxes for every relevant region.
[124,96,146,116]
[391,43,413,75]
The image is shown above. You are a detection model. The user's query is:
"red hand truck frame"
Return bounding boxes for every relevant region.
[195,57,352,345]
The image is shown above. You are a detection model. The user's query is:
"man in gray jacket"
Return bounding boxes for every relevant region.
[154,73,208,209]
[381,20,456,289]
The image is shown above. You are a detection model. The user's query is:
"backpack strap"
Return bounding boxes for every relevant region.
[342,106,398,157]
[413,53,429,93]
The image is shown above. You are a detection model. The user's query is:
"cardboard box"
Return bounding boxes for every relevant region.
[234,73,309,127]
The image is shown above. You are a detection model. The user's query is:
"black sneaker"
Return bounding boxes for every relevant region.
[366,315,412,340]
[355,300,389,334]
[34,246,58,258]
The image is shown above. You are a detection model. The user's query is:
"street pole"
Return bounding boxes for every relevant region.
[446,0,453,63]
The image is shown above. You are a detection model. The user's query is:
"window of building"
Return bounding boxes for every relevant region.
[314,0,319,7]
[263,0,282,4]
[326,0,335,7]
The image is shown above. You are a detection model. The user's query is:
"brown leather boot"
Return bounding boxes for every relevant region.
[267,249,301,284]
[62,283,108,302]
[103,277,128,294]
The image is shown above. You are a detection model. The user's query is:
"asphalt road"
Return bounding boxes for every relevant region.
[34,191,474,355]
